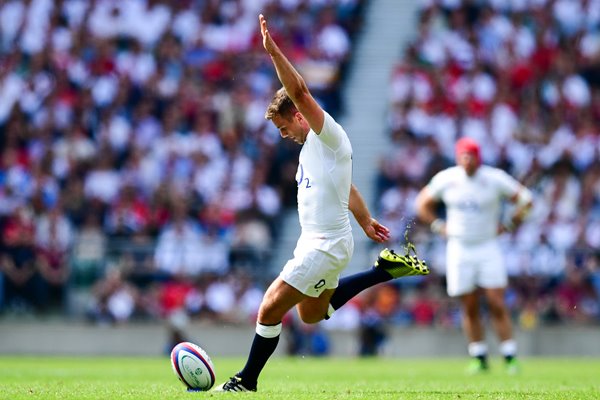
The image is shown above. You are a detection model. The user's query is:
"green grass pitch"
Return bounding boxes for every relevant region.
[0,356,599,399]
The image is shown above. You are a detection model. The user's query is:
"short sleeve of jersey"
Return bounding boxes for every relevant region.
[316,111,347,151]
[491,168,521,198]
[426,170,451,200]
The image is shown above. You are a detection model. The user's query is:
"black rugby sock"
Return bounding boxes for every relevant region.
[330,267,391,311]
[238,327,281,387]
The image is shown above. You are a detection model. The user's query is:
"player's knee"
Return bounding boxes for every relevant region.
[297,310,323,324]
[300,316,322,324]
[257,303,285,325]
[488,302,508,318]
[463,304,480,319]
[464,311,480,321]
[486,296,506,314]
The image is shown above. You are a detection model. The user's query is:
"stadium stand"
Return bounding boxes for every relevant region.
[0,0,365,323]
[0,0,598,338]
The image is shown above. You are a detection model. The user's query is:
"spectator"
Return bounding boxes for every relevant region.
[84,154,121,205]
[358,286,398,356]
[34,204,73,312]
[157,274,198,319]
[70,213,106,288]
[120,230,156,289]
[87,267,140,325]
[105,184,151,238]
[230,210,272,274]
[154,200,203,279]
[0,206,42,312]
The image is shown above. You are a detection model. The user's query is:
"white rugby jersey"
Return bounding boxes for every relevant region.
[427,165,520,243]
[296,112,353,236]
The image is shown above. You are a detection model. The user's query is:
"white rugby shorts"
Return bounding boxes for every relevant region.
[446,238,507,297]
[280,232,354,298]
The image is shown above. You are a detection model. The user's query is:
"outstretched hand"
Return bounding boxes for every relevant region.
[259,14,276,55]
[362,218,390,243]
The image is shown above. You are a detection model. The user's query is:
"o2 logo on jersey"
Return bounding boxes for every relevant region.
[314,279,326,289]
[297,164,312,189]
[457,199,481,212]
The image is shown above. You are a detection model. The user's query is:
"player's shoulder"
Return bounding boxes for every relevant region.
[479,165,511,179]
[428,166,461,188]
[321,111,344,134]
[316,111,351,151]
[478,165,519,189]
[435,166,462,179]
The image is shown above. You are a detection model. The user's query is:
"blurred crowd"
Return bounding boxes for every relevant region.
[0,0,364,322]
[368,0,600,341]
[0,0,598,348]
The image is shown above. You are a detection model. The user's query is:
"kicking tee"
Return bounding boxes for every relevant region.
[296,112,353,236]
[427,165,520,243]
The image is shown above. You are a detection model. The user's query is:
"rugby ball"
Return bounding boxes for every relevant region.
[170,342,216,391]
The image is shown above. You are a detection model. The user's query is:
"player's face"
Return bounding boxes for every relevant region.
[457,151,479,176]
[271,113,308,144]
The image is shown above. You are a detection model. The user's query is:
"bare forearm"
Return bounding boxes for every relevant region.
[507,187,533,229]
[507,202,532,232]
[349,184,372,229]
[268,49,309,103]
[416,188,446,235]
[513,204,530,223]
[418,205,438,225]
[349,184,390,242]
[415,190,438,225]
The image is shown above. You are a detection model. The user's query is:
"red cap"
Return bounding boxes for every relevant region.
[455,137,481,164]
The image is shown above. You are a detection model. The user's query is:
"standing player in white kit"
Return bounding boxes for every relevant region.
[212,14,429,392]
[415,137,533,374]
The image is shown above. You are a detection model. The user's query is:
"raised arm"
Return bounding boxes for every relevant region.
[349,184,390,243]
[259,14,324,133]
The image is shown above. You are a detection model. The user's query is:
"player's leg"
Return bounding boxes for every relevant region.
[461,291,485,342]
[478,240,518,373]
[484,287,518,373]
[258,277,307,324]
[326,247,429,319]
[446,240,487,372]
[326,264,393,318]
[214,277,306,392]
[484,287,512,341]
[460,290,489,372]
[296,288,335,323]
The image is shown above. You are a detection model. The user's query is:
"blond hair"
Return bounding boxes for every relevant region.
[265,87,297,120]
